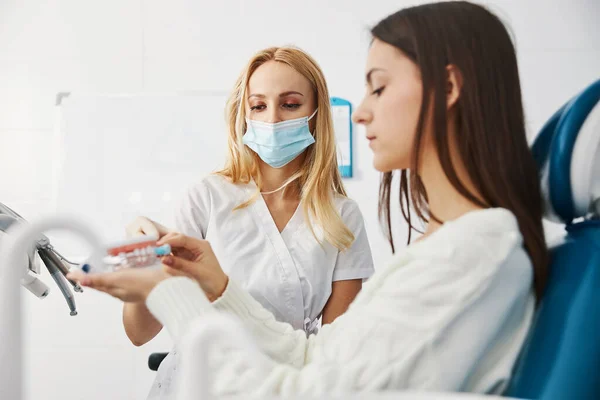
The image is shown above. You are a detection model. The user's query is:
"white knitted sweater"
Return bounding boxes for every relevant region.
[146,208,534,397]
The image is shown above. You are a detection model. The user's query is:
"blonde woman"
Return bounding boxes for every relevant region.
[124,47,374,399]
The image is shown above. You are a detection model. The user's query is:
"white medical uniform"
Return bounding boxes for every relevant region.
[147,174,374,399]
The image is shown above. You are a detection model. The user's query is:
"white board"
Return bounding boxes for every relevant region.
[52,91,229,251]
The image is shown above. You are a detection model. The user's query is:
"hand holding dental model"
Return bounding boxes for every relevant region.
[68,233,229,304]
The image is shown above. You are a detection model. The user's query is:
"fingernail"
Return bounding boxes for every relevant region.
[163,256,173,266]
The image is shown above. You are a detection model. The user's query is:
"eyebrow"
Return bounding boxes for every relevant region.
[248,91,305,99]
[366,68,385,85]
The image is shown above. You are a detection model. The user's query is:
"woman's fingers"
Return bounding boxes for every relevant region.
[68,270,97,287]
[158,232,202,249]
[158,236,227,301]
[158,232,192,248]
[162,264,187,277]
[162,255,202,280]
[67,271,117,298]
[66,269,87,283]
[67,267,168,303]
[171,246,195,260]
[153,221,171,237]
[126,217,159,238]
[160,233,196,259]
[68,270,111,289]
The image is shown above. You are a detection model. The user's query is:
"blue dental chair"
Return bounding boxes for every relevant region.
[505,79,600,399]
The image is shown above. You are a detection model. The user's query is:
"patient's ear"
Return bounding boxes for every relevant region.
[446,65,463,109]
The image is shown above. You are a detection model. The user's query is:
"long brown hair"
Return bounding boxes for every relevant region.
[373,1,549,298]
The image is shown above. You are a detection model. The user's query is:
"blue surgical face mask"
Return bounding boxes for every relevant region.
[242,109,318,168]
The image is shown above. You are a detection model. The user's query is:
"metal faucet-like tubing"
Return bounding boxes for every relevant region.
[0,216,104,400]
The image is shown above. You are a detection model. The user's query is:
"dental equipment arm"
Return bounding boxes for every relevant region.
[37,247,78,316]
[0,214,50,298]
[0,202,83,315]
[0,215,104,400]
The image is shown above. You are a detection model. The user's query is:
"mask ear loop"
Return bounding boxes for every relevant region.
[260,180,293,195]
[260,169,304,195]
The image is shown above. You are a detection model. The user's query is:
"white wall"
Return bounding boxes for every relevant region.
[0,1,598,399]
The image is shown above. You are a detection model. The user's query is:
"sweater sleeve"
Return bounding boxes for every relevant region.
[146,243,531,396]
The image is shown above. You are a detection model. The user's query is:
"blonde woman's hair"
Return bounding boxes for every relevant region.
[216,46,354,250]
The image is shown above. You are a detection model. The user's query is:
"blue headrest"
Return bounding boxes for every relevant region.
[532,79,600,223]
[506,79,600,399]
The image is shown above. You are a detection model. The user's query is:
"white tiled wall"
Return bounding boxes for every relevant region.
[0,1,598,399]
